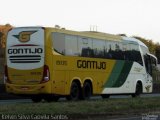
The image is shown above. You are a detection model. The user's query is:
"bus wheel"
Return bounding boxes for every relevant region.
[66,81,80,101]
[132,82,142,98]
[101,94,110,99]
[44,95,59,102]
[31,95,42,103]
[82,82,92,100]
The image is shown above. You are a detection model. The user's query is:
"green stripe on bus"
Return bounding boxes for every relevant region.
[104,60,133,88]
[113,61,133,87]
[104,60,125,87]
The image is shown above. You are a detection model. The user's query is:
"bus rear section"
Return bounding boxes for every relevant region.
[5,27,51,100]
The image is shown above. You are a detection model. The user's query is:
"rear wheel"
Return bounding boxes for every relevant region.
[31,95,42,103]
[66,81,80,101]
[82,82,92,100]
[132,82,142,98]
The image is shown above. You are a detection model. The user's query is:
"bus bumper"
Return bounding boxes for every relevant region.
[6,82,52,95]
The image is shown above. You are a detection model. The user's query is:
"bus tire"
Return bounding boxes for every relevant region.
[132,82,142,98]
[101,94,110,99]
[66,81,80,101]
[31,95,42,103]
[82,82,92,100]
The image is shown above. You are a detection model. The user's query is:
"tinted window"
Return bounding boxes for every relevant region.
[52,32,143,65]
[92,39,105,58]
[78,37,93,57]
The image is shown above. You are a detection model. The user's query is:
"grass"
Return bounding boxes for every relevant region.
[0,97,160,116]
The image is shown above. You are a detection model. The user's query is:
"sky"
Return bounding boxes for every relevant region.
[0,0,160,43]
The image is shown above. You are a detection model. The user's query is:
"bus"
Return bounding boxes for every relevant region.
[5,27,157,102]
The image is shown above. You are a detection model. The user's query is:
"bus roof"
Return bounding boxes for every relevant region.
[12,26,148,48]
[81,31,122,41]
[48,27,147,48]
[47,27,122,41]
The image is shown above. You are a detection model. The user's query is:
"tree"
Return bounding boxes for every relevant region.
[0,24,12,48]
[0,32,4,48]
[133,36,156,54]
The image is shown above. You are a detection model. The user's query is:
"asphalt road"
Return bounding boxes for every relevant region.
[0,93,160,104]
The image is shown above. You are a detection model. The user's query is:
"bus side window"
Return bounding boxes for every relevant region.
[81,47,94,57]
[105,41,113,59]
[78,37,93,57]
[65,34,79,56]
[92,39,105,58]
[52,32,65,55]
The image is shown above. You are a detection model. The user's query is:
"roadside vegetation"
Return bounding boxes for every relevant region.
[0,97,160,118]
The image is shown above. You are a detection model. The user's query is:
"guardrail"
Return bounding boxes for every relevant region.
[153,74,160,83]
[153,72,160,93]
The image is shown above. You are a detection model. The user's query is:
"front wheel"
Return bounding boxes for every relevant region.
[132,82,142,98]
[66,81,80,101]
